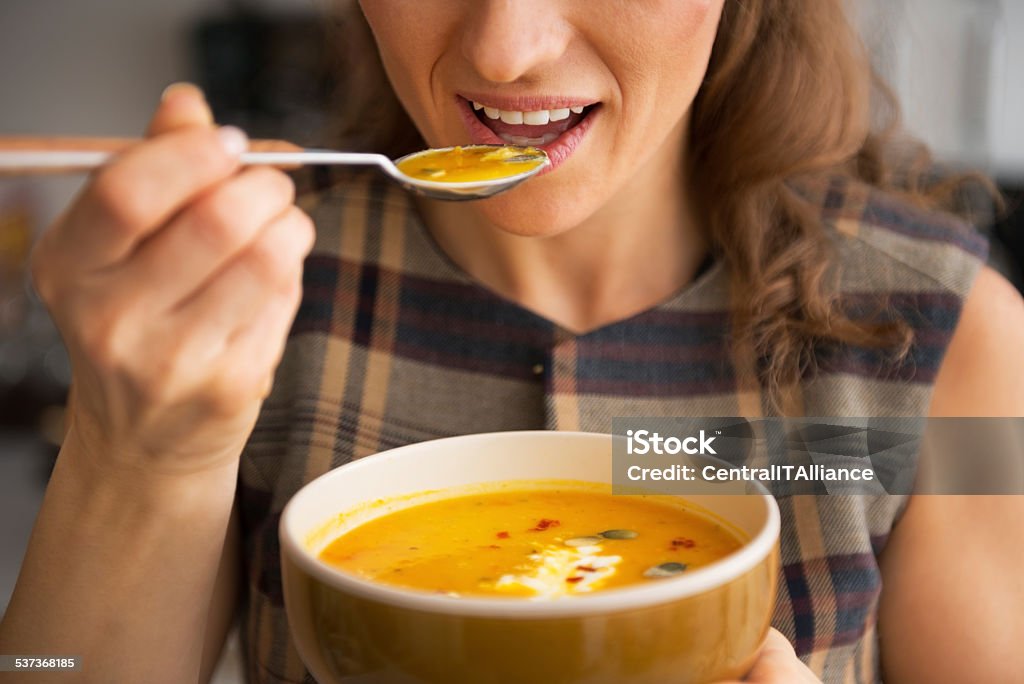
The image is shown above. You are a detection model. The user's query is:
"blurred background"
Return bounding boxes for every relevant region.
[0,0,1022,672]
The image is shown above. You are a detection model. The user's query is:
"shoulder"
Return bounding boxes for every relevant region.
[879,267,1024,680]
[289,168,420,265]
[796,175,990,300]
[797,175,1024,416]
[287,168,464,292]
[292,167,414,220]
[930,265,1024,417]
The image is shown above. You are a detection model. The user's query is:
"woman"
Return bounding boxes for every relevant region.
[1,1,1022,682]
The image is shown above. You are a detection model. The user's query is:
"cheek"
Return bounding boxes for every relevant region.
[357,1,447,135]
[359,1,437,48]
[612,1,724,127]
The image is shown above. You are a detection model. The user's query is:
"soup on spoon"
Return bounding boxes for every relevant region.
[396,144,547,183]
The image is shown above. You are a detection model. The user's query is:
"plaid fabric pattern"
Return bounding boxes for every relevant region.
[238,170,987,683]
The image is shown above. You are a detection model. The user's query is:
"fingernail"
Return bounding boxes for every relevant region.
[161,81,203,102]
[217,126,249,157]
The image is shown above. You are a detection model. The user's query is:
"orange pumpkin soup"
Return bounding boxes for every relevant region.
[318,486,744,598]
[396,145,546,182]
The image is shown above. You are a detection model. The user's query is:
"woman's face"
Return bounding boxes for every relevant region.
[358,0,725,236]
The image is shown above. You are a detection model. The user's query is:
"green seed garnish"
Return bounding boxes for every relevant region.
[564,536,602,547]
[600,529,638,540]
[420,168,446,178]
[644,562,688,578]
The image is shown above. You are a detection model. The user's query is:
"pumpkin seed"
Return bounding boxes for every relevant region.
[644,562,688,578]
[600,529,638,540]
[564,536,603,547]
[420,168,446,178]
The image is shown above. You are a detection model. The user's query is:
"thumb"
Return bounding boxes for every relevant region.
[733,629,820,683]
[146,82,215,137]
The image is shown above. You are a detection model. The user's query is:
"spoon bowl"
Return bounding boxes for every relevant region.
[393,144,549,200]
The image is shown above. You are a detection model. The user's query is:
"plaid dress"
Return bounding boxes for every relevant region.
[238,170,988,683]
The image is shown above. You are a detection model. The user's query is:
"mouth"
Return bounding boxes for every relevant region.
[455,94,601,172]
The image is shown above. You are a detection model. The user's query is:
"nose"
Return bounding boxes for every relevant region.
[461,0,571,83]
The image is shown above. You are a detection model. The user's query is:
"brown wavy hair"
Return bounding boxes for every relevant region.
[329,0,995,411]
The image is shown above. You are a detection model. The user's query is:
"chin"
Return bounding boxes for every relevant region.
[472,177,602,238]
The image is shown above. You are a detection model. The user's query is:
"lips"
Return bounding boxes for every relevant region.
[455,95,600,172]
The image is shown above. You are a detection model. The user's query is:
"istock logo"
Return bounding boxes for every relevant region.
[626,429,718,455]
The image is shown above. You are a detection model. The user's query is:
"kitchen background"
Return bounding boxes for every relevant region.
[1,0,1022,679]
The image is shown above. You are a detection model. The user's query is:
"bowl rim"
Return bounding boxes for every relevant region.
[279,430,780,618]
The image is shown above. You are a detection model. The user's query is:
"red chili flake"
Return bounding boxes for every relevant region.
[576,565,597,573]
[565,576,585,584]
[496,531,510,539]
[671,537,696,548]
[529,518,561,531]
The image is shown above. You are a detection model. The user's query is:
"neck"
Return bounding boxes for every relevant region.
[417,120,707,334]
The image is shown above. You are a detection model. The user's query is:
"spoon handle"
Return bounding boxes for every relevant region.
[0,136,305,175]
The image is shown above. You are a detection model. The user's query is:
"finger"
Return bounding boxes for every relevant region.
[121,167,296,309]
[111,212,308,414]
[148,83,215,136]
[187,274,303,418]
[170,206,313,348]
[56,125,248,271]
[220,277,304,405]
[741,629,818,683]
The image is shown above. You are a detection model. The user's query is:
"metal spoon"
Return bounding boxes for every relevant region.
[0,138,549,202]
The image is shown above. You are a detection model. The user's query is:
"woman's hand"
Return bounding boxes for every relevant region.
[0,83,305,681]
[716,629,820,683]
[31,83,314,475]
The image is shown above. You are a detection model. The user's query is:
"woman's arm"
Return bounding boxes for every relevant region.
[0,85,311,683]
[879,266,1024,682]
[0,435,238,683]
[200,506,241,684]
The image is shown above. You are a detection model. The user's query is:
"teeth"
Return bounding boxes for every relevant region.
[523,110,550,125]
[472,101,590,126]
